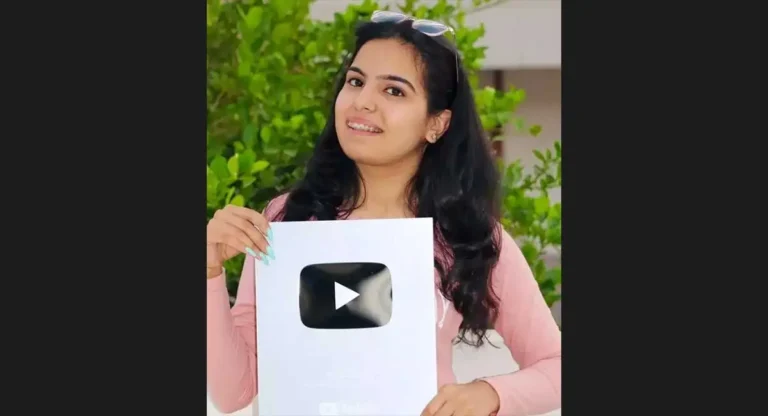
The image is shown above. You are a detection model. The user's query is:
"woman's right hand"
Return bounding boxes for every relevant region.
[207,204,273,279]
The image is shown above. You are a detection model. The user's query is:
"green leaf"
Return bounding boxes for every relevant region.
[545,268,561,286]
[546,227,561,245]
[273,22,293,43]
[400,0,417,13]
[261,168,277,186]
[227,155,239,177]
[480,87,495,108]
[244,7,264,29]
[242,124,258,146]
[251,160,270,173]
[238,149,256,175]
[231,194,245,207]
[210,156,230,180]
[534,195,550,216]
[519,241,539,264]
[313,111,326,127]
[533,150,546,163]
[480,114,493,129]
[249,73,267,98]
[305,41,318,57]
[241,175,256,188]
[533,260,546,280]
[290,114,306,129]
[260,126,273,144]
[529,124,542,137]
[207,2,220,27]
[544,292,560,307]
[270,52,288,69]
[207,167,220,191]
[548,204,561,220]
[283,148,298,158]
[512,88,526,102]
[433,0,448,16]
[272,116,286,129]
[237,60,251,78]
[272,0,294,18]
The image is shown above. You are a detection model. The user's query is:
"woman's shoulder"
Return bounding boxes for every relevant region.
[491,223,529,283]
[491,222,551,302]
[494,222,517,252]
[262,192,290,221]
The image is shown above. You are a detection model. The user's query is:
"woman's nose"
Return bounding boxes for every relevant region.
[352,86,377,112]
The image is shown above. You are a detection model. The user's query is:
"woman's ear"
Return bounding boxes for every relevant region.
[426,110,452,143]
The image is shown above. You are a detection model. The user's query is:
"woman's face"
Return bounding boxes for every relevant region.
[334,38,443,167]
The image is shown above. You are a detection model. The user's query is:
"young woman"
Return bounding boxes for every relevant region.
[207,12,561,416]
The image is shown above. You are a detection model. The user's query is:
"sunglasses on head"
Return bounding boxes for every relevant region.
[370,10,460,87]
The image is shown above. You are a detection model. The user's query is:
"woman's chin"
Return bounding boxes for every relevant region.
[343,150,387,166]
[339,139,382,164]
[338,135,419,167]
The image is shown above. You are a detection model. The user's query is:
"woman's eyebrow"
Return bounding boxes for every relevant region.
[348,66,416,93]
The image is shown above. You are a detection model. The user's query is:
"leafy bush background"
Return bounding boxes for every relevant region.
[207,0,561,308]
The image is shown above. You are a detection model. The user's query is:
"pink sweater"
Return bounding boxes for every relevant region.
[207,194,561,415]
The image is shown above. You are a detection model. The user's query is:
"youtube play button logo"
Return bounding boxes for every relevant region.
[334,281,360,310]
[299,262,393,329]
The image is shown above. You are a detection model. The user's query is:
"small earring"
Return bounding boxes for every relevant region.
[429,133,437,143]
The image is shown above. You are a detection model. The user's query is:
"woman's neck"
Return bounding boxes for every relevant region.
[353,157,420,219]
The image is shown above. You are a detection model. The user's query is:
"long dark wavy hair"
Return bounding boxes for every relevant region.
[274,19,502,347]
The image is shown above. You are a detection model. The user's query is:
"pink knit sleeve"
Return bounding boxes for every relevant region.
[481,228,562,416]
[206,195,288,413]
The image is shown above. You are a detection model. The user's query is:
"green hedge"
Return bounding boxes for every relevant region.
[207,0,561,306]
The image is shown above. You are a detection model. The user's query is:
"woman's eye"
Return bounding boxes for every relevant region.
[385,87,404,97]
[348,78,363,87]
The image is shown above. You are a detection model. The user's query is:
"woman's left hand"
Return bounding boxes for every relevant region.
[420,380,500,416]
